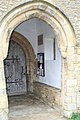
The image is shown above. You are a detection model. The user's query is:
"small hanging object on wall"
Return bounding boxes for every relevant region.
[37,53,45,77]
[38,34,43,46]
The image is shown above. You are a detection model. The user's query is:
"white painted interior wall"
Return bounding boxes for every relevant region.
[15,19,37,54]
[36,19,61,89]
[15,18,61,89]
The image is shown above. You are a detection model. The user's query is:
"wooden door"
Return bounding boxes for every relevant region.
[4,41,27,96]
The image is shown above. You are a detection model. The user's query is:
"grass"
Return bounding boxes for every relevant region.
[68,113,80,120]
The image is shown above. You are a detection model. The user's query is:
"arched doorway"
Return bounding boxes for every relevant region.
[7,31,36,94]
[4,40,27,96]
[0,1,76,119]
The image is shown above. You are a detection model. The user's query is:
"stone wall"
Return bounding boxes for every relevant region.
[0,0,80,42]
[74,46,80,112]
[33,81,61,109]
[0,0,80,119]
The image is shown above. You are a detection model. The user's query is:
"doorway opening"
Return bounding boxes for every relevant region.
[4,40,27,96]
[4,18,63,120]
[0,1,76,119]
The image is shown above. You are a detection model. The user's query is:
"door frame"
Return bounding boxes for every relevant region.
[11,31,36,92]
[4,40,28,95]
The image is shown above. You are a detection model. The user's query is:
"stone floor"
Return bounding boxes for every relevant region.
[8,94,67,120]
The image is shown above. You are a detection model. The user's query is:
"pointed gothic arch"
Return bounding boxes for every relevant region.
[0,1,76,59]
[0,1,76,119]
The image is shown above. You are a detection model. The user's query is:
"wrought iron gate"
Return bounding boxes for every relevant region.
[4,40,27,96]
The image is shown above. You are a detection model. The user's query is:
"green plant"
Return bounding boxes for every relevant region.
[68,112,80,120]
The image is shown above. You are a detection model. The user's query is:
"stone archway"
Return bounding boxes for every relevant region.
[0,1,76,119]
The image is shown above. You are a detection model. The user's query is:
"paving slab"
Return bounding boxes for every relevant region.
[8,94,67,120]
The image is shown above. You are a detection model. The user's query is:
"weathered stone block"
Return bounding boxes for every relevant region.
[64,96,72,103]
[66,79,77,87]
[0,109,8,120]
